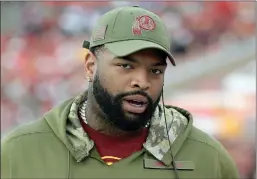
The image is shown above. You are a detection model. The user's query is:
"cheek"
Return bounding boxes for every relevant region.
[151,84,163,101]
[97,69,128,94]
[144,78,163,103]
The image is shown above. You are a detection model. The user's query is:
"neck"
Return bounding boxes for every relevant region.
[85,98,137,136]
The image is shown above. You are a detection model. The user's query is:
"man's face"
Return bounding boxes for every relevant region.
[90,48,167,131]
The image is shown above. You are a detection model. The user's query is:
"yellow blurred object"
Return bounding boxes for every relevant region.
[217,111,243,138]
[77,49,90,61]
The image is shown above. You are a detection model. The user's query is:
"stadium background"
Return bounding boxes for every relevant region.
[1,1,256,178]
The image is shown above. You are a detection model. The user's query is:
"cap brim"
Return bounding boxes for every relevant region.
[105,40,176,66]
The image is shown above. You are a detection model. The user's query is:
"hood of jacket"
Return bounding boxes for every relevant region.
[44,91,193,166]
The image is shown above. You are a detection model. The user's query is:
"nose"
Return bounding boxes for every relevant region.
[130,70,151,90]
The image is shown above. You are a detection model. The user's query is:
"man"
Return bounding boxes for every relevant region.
[1,6,239,179]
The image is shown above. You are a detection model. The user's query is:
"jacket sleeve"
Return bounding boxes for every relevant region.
[1,139,11,179]
[218,145,240,179]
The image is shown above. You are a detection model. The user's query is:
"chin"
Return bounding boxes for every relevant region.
[124,112,142,121]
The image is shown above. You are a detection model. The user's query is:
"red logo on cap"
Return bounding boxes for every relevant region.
[132,15,156,35]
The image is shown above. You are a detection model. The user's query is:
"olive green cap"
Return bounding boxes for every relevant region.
[83,6,176,66]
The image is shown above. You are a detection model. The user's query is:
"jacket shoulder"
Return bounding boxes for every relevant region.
[188,127,239,178]
[2,97,75,144]
[2,118,52,144]
[188,126,222,149]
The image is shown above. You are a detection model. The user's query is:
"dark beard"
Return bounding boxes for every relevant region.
[92,73,161,131]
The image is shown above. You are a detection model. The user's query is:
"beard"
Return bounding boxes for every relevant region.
[92,73,161,131]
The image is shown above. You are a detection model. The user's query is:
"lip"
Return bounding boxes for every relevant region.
[123,95,148,104]
[122,95,149,114]
[122,100,148,114]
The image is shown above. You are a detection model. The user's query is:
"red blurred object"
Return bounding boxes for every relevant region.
[44,1,110,7]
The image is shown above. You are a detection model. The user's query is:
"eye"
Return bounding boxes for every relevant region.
[118,64,132,69]
[151,69,163,75]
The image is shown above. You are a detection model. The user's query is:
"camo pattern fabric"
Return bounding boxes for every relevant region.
[66,91,188,162]
[143,105,188,161]
[66,91,94,162]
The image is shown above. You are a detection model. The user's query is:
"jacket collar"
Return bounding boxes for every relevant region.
[45,91,192,165]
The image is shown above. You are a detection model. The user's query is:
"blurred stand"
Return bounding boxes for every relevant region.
[1,2,255,178]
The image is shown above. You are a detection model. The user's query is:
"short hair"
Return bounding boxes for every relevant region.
[89,45,106,59]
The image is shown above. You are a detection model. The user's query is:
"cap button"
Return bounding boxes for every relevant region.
[82,40,90,49]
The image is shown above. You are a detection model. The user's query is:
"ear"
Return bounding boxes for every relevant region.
[84,50,97,80]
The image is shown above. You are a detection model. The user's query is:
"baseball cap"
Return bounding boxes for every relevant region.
[83,6,176,66]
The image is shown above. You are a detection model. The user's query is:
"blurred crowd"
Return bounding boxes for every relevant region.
[1,2,256,178]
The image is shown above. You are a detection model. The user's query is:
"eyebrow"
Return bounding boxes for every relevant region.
[120,56,167,66]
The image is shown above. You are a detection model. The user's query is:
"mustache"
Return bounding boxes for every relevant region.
[115,90,152,103]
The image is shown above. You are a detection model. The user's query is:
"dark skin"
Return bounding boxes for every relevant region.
[84,48,167,136]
